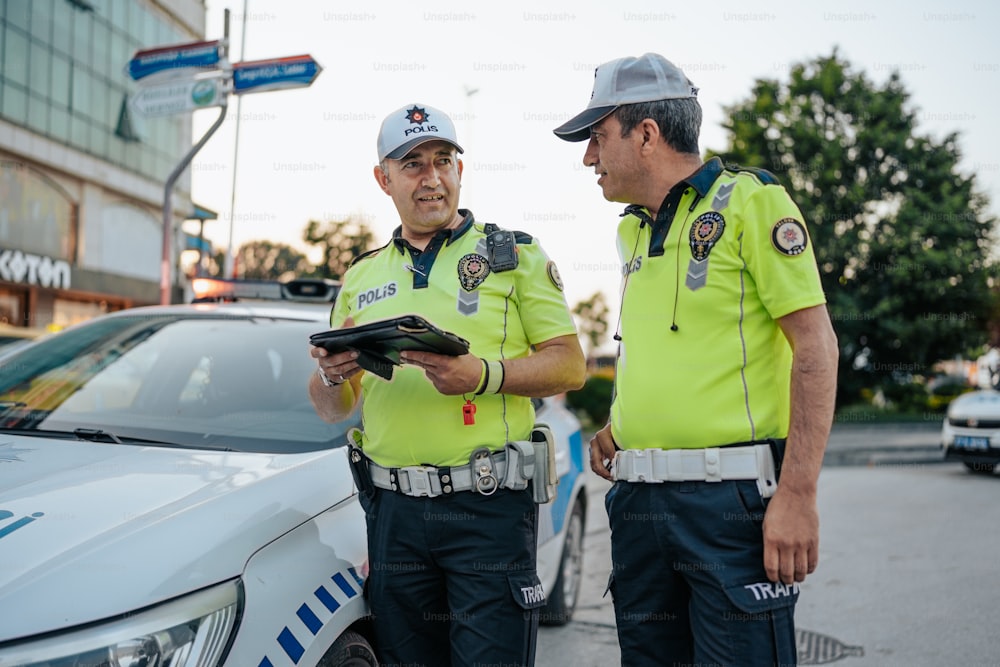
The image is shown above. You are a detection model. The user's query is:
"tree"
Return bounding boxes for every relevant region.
[303,217,376,280]
[235,241,311,281]
[713,50,998,406]
[572,291,610,357]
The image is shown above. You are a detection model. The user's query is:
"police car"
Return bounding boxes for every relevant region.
[942,388,1000,474]
[0,278,587,666]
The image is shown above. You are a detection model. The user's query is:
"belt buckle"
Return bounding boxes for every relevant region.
[628,449,654,483]
[401,466,435,497]
[471,449,498,495]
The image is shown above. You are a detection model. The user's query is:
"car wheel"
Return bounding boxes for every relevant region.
[540,499,585,626]
[318,630,378,667]
[963,461,996,474]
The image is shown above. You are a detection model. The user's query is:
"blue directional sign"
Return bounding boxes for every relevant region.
[128,40,222,81]
[232,55,322,95]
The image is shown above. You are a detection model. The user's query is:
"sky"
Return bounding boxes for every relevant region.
[187,0,1000,350]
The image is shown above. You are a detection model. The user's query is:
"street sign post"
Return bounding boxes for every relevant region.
[126,15,323,304]
[128,39,222,81]
[130,75,225,117]
[232,55,322,95]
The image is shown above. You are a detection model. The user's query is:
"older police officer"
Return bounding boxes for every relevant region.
[310,103,586,667]
[554,54,839,666]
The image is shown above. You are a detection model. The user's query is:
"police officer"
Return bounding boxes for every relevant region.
[553,54,839,666]
[310,102,586,667]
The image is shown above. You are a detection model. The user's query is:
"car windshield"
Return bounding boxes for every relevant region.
[0,312,354,453]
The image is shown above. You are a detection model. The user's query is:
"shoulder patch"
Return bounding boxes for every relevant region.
[771,218,808,256]
[546,261,564,291]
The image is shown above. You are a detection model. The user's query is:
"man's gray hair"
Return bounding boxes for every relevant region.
[616,98,702,155]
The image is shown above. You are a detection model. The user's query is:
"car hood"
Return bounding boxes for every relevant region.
[0,433,357,642]
[948,390,1000,419]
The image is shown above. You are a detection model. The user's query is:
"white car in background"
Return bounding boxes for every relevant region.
[0,278,587,666]
[942,389,1000,474]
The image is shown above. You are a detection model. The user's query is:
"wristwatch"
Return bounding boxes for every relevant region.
[318,368,343,388]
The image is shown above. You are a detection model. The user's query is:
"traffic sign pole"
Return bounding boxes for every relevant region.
[127,9,322,303]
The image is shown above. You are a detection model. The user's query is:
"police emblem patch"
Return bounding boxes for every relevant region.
[771,218,808,256]
[458,253,490,291]
[689,212,726,261]
[546,261,564,291]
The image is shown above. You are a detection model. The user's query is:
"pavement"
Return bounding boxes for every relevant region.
[823,419,945,467]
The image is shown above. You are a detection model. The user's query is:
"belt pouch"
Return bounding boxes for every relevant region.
[347,445,375,497]
[531,424,558,504]
[503,440,534,492]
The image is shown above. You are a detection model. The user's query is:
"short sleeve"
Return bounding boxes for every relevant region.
[740,185,827,319]
[511,240,579,344]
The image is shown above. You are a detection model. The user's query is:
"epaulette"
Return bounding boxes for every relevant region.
[348,240,391,268]
[726,163,781,186]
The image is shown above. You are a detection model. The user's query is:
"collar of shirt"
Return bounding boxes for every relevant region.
[390,209,476,256]
[622,157,726,257]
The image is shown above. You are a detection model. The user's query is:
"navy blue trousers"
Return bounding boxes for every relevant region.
[363,487,543,667]
[605,480,798,667]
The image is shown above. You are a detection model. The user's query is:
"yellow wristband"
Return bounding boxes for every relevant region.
[474,358,489,395]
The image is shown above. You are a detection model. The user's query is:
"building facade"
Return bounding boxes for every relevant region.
[0,0,207,330]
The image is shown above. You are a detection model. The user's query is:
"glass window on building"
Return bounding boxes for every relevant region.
[0,1,196,183]
[0,161,76,260]
[53,297,108,329]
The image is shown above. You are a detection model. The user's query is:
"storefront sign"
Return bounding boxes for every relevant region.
[0,249,71,289]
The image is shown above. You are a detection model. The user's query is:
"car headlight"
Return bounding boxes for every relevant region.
[0,580,241,667]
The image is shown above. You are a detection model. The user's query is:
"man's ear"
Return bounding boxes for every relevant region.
[373,164,390,194]
[639,118,661,153]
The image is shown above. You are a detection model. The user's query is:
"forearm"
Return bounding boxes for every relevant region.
[780,318,839,494]
[308,371,361,423]
[497,334,586,397]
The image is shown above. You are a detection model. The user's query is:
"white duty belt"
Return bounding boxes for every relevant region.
[612,444,778,498]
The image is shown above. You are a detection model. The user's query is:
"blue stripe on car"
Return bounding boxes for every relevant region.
[314,584,341,613]
[549,429,584,534]
[297,603,323,635]
[332,571,356,597]
[259,568,364,666]
[277,627,304,663]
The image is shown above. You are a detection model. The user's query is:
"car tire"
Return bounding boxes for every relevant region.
[318,630,378,667]
[540,499,585,626]
[963,461,996,474]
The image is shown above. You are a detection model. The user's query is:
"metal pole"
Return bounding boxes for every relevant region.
[158,10,231,305]
[223,0,249,279]
[160,102,228,304]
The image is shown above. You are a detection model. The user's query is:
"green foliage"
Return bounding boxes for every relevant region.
[303,217,376,280]
[236,241,311,280]
[713,49,999,406]
[565,375,614,428]
[572,291,610,356]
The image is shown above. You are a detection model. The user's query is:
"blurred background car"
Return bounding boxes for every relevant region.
[0,277,587,666]
[941,389,1000,474]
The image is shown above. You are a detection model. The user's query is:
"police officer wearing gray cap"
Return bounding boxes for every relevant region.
[554,53,839,666]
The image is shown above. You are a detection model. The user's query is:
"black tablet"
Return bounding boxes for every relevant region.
[309,315,470,380]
